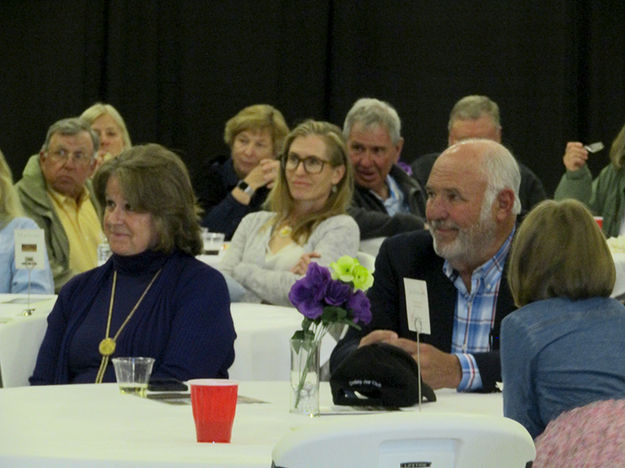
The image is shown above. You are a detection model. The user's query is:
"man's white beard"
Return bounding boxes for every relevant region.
[431,206,497,268]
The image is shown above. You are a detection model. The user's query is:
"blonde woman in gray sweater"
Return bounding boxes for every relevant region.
[219,120,359,306]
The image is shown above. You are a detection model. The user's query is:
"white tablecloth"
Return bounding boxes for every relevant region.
[611,253,625,299]
[0,381,503,467]
[0,294,57,387]
[0,297,320,387]
[229,303,334,381]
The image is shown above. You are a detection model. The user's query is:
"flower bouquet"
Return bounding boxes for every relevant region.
[288,256,374,415]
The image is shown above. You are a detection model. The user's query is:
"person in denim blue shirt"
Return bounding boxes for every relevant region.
[0,149,53,294]
[502,199,625,439]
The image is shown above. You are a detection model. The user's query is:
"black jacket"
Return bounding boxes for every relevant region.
[348,165,426,239]
[194,157,269,240]
[330,229,516,392]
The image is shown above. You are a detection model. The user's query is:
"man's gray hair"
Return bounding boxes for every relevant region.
[40,117,99,157]
[448,95,501,131]
[343,98,402,144]
[478,139,521,215]
[452,138,521,215]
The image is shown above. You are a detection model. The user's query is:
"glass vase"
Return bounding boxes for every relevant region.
[289,336,320,416]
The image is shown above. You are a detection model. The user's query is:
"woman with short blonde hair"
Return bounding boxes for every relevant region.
[194,104,289,239]
[501,199,625,440]
[223,104,289,152]
[81,102,132,169]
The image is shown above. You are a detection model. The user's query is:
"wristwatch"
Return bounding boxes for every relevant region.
[236,180,255,197]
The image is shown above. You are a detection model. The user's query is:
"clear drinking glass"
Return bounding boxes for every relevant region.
[112,357,155,397]
[289,337,320,416]
[201,230,225,255]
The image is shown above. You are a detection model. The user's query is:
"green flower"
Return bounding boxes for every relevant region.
[352,264,374,291]
[329,256,360,282]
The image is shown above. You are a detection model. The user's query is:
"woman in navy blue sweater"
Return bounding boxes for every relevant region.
[30,144,235,384]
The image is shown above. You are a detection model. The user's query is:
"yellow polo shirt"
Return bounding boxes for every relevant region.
[48,187,102,274]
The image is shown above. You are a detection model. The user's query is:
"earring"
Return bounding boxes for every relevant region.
[331,185,337,193]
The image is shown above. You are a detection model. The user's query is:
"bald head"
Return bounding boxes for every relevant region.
[436,139,521,213]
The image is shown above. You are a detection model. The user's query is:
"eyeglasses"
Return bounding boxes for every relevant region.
[46,148,93,166]
[282,153,329,174]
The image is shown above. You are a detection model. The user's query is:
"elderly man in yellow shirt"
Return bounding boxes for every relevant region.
[15,118,103,291]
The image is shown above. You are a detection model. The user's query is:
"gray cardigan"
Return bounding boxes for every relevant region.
[219,211,359,305]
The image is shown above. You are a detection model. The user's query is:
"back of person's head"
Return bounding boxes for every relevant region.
[609,122,625,169]
[224,104,289,154]
[80,102,132,150]
[448,95,501,129]
[93,144,202,256]
[41,117,100,155]
[508,199,615,307]
[0,149,22,219]
[268,119,353,242]
[343,98,402,144]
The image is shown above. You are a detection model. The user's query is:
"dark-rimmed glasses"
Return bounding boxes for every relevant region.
[282,153,329,174]
[45,148,93,166]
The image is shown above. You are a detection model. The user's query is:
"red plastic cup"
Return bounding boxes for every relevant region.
[594,216,604,230]
[189,379,238,443]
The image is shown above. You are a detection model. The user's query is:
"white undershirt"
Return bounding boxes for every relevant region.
[264,242,305,271]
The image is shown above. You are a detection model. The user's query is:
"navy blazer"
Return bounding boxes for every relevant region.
[330,229,516,392]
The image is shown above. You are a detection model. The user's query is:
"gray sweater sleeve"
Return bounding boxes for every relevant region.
[554,166,593,204]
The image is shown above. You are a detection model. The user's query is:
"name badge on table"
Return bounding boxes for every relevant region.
[14,228,46,270]
[403,278,431,335]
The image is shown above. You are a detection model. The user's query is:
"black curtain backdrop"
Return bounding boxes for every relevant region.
[1,0,624,196]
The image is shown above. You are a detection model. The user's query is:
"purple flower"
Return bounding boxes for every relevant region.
[324,279,352,306]
[288,263,332,319]
[347,289,372,325]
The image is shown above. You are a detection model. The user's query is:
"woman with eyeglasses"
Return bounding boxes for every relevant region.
[218,120,359,305]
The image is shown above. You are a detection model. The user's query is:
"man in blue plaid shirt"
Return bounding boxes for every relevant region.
[331,138,521,392]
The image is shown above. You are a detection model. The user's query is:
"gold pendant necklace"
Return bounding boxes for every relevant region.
[98,337,116,356]
[278,225,293,238]
[94,268,162,383]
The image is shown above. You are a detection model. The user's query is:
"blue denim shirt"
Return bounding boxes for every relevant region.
[501,296,625,438]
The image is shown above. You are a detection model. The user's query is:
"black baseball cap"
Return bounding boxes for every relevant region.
[330,342,436,407]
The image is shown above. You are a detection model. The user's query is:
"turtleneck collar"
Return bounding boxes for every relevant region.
[111,249,171,275]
